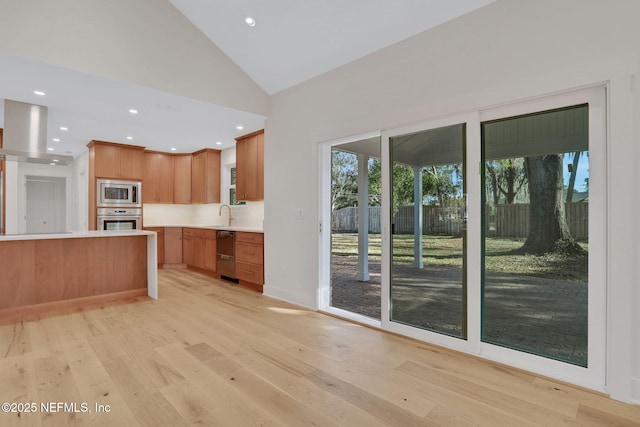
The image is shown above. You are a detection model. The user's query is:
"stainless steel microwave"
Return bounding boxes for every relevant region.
[97,179,142,207]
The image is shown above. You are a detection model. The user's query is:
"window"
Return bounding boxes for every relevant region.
[229,166,239,205]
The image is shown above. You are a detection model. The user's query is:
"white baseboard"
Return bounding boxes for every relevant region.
[262,283,317,310]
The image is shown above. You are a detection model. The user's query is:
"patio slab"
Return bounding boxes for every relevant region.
[331,256,588,366]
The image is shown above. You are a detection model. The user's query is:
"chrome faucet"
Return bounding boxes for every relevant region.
[219,204,233,227]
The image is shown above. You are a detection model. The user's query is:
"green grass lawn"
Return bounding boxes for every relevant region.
[331,233,587,282]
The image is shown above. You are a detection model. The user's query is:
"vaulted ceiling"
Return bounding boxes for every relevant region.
[0,0,494,157]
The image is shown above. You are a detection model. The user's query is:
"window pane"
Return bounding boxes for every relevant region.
[330,144,381,320]
[482,105,588,366]
[390,123,467,339]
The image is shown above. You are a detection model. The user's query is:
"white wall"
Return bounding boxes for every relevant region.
[0,0,268,116]
[264,0,640,402]
[4,161,80,233]
[633,55,640,403]
[73,151,89,231]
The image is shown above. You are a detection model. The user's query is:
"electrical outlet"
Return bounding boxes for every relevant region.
[294,208,305,220]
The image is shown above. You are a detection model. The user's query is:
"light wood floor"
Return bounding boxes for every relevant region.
[1,269,639,426]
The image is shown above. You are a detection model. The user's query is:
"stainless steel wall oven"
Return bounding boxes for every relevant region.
[97,208,142,231]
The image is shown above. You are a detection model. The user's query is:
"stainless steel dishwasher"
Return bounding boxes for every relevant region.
[216,230,236,279]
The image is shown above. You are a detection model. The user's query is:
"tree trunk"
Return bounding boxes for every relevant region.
[486,163,500,205]
[518,155,585,255]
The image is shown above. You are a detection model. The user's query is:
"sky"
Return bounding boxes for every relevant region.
[562,151,589,192]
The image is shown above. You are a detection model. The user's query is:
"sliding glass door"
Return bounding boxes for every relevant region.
[389,124,467,338]
[320,86,605,389]
[481,105,590,366]
[319,133,382,323]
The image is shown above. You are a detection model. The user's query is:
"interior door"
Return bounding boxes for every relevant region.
[26,178,61,233]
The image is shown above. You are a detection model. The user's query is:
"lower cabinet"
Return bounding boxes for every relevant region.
[147,226,262,292]
[183,228,216,273]
[182,229,195,266]
[145,227,164,265]
[164,227,183,265]
[235,232,264,291]
[145,227,183,267]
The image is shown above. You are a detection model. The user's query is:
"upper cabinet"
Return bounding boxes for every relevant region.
[142,148,220,205]
[143,151,174,204]
[173,154,192,204]
[89,141,145,180]
[191,149,221,204]
[235,129,264,201]
[0,129,4,172]
[89,141,220,209]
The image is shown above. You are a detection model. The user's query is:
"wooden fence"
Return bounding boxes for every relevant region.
[332,202,588,239]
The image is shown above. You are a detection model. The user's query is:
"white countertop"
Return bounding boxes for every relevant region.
[145,225,264,233]
[0,230,155,242]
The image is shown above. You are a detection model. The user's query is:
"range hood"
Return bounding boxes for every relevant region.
[0,99,74,165]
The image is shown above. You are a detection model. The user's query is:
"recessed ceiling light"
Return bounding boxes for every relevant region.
[245,16,256,27]
[129,109,138,114]
[126,136,133,140]
[33,90,46,96]
[53,159,59,162]
[47,147,54,151]
[49,162,56,166]
[52,138,60,142]
[216,141,222,145]
[59,126,68,131]
[236,125,244,130]
[170,147,177,151]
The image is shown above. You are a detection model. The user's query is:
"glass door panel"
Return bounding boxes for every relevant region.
[481,104,589,366]
[330,139,381,320]
[390,124,467,339]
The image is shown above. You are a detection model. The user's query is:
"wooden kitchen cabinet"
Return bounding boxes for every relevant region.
[88,140,146,229]
[204,232,216,272]
[0,128,4,172]
[143,152,174,203]
[164,227,184,266]
[139,148,217,205]
[183,228,216,273]
[235,129,264,201]
[191,149,221,204]
[145,227,165,265]
[182,228,195,267]
[173,154,192,204]
[145,227,184,268]
[235,231,264,291]
[89,140,145,180]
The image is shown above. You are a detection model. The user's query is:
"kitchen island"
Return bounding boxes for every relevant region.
[0,230,158,320]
